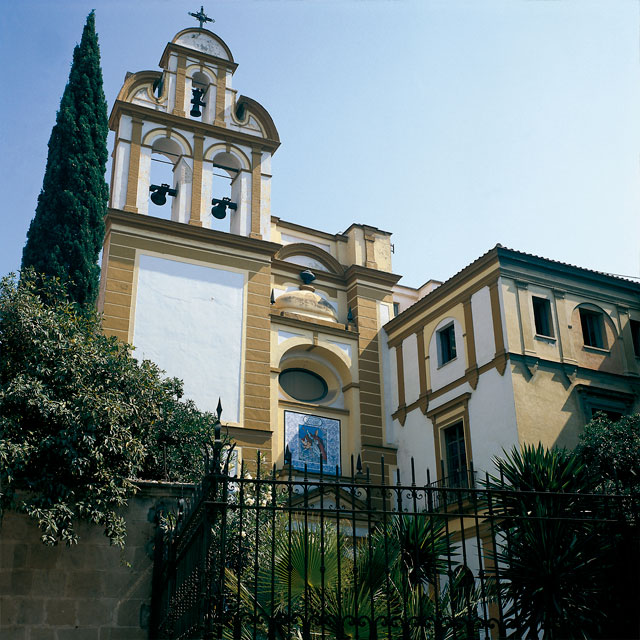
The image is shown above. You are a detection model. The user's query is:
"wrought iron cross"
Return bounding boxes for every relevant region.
[188,5,214,29]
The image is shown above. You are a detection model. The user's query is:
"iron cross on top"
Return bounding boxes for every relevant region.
[188,6,214,29]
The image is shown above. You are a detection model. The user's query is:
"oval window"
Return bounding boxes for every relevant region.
[279,368,328,403]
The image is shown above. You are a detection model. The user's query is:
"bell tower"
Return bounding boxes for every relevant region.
[99,14,282,445]
[108,17,280,238]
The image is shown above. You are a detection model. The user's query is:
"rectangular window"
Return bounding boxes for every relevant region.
[532,297,553,337]
[393,302,400,317]
[438,324,457,366]
[630,320,640,357]
[443,422,468,488]
[579,309,604,349]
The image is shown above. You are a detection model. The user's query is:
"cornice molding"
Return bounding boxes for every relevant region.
[105,208,282,258]
[108,101,280,153]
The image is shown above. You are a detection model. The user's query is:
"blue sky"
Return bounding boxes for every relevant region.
[1,0,638,288]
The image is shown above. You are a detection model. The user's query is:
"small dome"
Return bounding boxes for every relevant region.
[274,290,338,323]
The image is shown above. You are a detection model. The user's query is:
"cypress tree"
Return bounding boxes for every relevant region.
[22,11,108,307]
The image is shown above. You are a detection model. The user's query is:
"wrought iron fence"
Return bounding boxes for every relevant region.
[150,441,639,640]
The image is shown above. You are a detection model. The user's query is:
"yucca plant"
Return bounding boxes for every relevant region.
[485,444,610,639]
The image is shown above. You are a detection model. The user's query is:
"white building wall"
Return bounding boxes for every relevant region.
[132,254,245,423]
[467,366,518,475]
[402,333,420,405]
[394,412,437,486]
[471,286,495,367]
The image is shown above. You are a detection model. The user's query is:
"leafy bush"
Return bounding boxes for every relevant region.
[576,411,640,492]
[0,272,219,546]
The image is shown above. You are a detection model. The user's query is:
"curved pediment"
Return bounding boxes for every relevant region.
[234,95,280,143]
[277,243,344,276]
[172,28,234,62]
[116,70,163,104]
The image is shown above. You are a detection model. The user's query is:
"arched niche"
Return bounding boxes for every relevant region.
[276,341,353,397]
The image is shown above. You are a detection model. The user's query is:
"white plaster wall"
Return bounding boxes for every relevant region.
[172,157,193,223]
[428,318,466,391]
[394,412,437,486]
[471,286,494,367]
[133,255,245,422]
[175,32,229,60]
[284,255,329,272]
[111,142,130,210]
[260,173,271,241]
[230,173,251,237]
[136,148,152,215]
[467,367,518,475]
[118,115,133,140]
[402,334,420,406]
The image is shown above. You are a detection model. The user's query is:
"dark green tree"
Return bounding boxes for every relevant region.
[21,10,109,307]
[0,272,220,546]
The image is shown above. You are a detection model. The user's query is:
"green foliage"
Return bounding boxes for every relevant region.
[224,504,480,640]
[486,444,612,639]
[577,412,640,492]
[21,10,109,307]
[0,272,218,546]
[139,377,222,483]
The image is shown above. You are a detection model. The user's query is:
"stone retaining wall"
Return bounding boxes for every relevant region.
[0,482,188,640]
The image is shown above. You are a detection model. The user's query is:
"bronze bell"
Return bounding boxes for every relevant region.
[190,87,206,118]
[211,196,237,220]
[149,183,178,206]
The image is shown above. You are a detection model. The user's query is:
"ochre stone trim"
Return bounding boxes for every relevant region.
[243,266,272,432]
[106,209,281,257]
[250,149,262,239]
[123,118,143,213]
[514,280,536,356]
[189,134,204,227]
[462,297,479,389]
[552,288,579,367]
[173,53,187,117]
[489,281,508,375]
[364,234,377,269]
[214,69,227,127]
[416,327,428,411]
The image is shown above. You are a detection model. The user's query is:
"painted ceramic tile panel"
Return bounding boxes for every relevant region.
[284,411,340,474]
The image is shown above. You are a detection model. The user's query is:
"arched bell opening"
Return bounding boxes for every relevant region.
[188,70,214,123]
[205,151,242,233]
[147,137,192,224]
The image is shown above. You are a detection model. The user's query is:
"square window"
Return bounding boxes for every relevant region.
[630,320,640,357]
[579,309,605,349]
[443,421,468,488]
[532,297,553,337]
[438,324,457,366]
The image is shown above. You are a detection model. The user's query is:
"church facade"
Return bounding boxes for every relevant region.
[98,26,640,485]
